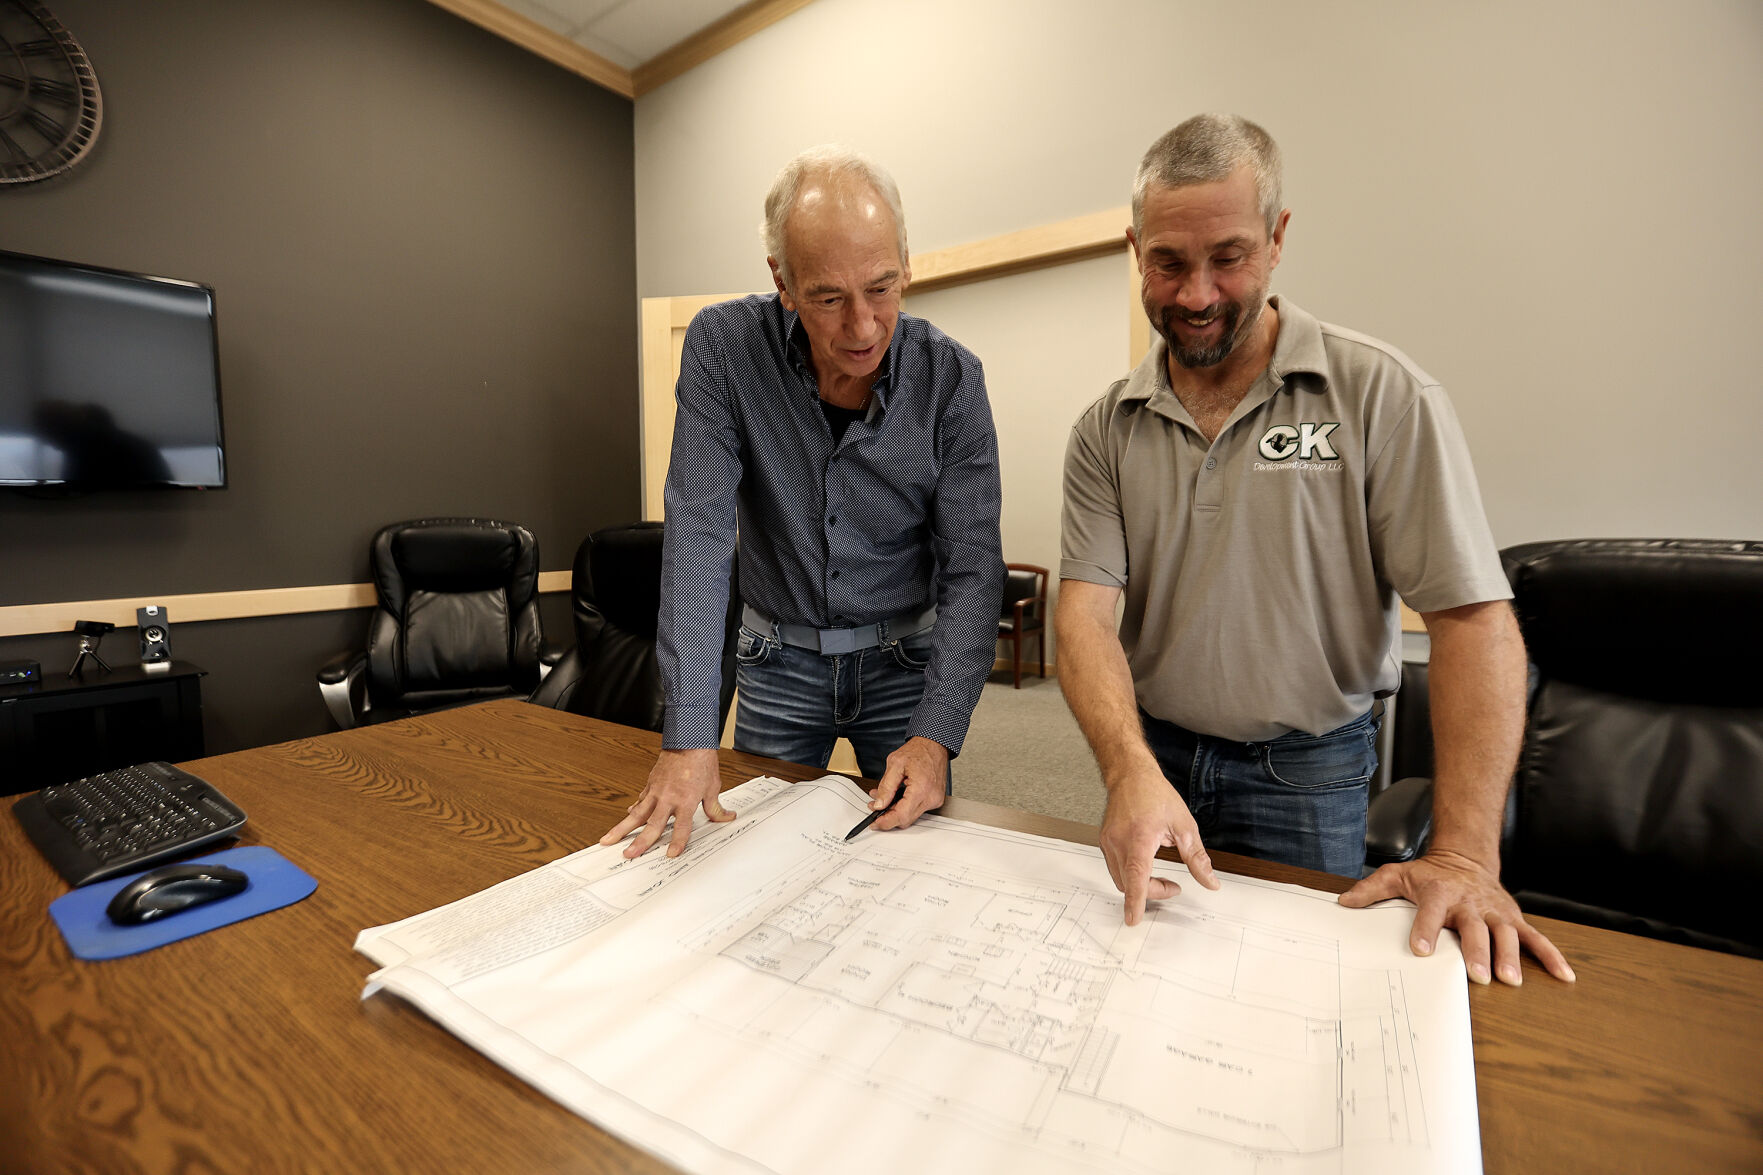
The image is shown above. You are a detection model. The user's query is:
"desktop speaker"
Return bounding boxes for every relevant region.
[137,605,172,666]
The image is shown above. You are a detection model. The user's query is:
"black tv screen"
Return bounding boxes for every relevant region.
[0,249,226,488]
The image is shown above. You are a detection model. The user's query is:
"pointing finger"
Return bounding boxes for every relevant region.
[1121,855,1154,926]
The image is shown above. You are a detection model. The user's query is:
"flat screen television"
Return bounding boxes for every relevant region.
[0,249,226,489]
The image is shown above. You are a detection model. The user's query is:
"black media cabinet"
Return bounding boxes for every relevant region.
[1,662,206,795]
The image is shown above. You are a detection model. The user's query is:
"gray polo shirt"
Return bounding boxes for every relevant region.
[1061,296,1509,741]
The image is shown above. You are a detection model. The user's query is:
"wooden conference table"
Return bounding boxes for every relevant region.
[3,699,1760,1174]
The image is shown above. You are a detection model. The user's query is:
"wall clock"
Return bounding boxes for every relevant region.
[0,0,102,184]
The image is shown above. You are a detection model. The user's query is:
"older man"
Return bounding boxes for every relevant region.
[1058,114,1573,988]
[601,146,1004,860]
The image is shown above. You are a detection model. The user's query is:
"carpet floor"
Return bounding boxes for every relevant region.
[953,671,1105,826]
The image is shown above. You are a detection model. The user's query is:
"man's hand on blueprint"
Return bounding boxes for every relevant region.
[866,736,951,831]
[599,748,734,859]
[1099,766,1221,925]
[1340,850,1576,987]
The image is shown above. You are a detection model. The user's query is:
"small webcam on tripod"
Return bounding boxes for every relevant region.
[69,619,117,677]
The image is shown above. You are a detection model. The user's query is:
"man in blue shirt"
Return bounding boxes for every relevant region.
[600,146,1005,860]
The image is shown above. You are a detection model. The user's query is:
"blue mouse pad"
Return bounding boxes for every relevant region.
[50,846,318,961]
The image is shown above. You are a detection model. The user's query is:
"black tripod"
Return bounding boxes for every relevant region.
[68,621,115,677]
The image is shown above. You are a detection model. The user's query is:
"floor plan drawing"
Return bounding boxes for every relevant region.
[357,774,1479,1175]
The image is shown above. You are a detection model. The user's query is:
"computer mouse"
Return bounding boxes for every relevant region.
[106,863,249,925]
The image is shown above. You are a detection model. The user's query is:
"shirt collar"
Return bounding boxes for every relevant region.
[1262,295,1330,391]
[781,299,901,409]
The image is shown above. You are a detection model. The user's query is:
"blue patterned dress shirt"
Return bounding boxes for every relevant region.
[658,293,1005,755]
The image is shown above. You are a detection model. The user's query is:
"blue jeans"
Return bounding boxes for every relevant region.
[1140,708,1380,877]
[733,625,946,786]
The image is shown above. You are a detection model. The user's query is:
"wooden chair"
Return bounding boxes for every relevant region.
[998,563,1048,688]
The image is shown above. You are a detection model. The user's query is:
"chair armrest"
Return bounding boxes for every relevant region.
[318,650,366,685]
[539,639,566,680]
[317,650,368,730]
[1365,775,1433,867]
[528,647,582,710]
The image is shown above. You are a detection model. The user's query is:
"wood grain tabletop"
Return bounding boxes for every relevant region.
[2,699,1759,1174]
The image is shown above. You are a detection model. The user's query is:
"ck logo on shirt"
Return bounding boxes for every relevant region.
[1257,422,1341,462]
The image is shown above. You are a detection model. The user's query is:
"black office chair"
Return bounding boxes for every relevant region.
[528,521,740,733]
[999,563,1048,688]
[1365,538,1763,957]
[318,518,548,729]
[1364,658,1438,868]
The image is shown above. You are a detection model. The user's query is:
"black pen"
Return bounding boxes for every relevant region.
[844,791,902,840]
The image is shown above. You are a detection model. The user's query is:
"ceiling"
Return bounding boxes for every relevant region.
[429,0,814,98]
[496,0,757,70]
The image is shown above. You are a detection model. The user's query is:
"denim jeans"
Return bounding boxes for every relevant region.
[1140,707,1381,877]
[733,625,947,786]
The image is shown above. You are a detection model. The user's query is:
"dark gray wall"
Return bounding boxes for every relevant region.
[1,0,637,753]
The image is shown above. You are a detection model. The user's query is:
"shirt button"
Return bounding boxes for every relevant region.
[830,569,840,579]
[1205,458,1217,470]
[828,516,838,526]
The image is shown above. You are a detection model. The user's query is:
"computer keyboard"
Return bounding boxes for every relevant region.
[13,761,248,887]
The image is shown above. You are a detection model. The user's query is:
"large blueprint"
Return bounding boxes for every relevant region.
[356,774,1480,1174]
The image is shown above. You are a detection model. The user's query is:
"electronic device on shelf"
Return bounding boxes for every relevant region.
[0,658,41,685]
[12,762,247,887]
[137,604,172,670]
[0,248,227,490]
[69,618,116,677]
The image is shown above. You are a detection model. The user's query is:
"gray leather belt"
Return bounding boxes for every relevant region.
[742,603,936,656]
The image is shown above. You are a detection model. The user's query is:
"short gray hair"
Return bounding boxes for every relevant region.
[762,145,908,289]
[1132,114,1283,238]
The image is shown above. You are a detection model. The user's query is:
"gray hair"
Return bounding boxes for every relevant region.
[762,145,908,289]
[1132,114,1283,238]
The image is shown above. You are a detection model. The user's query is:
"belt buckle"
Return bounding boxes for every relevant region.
[817,626,864,656]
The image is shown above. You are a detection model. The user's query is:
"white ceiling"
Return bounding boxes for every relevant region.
[495,0,757,70]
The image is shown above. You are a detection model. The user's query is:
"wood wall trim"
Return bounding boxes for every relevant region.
[670,292,757,328]
[425,0,635,98]
[632,0,820,97]
[909,207,1131,294]
[0,571,573,639]
[643,213,1131,326]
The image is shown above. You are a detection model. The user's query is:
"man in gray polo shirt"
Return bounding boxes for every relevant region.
[1058,114,1573,988]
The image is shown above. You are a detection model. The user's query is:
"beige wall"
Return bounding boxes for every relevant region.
[633,0,1763,653]
[906,255,1128,635]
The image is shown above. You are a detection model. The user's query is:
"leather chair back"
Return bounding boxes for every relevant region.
[366,518,543,712]
[535,522,739,732]
[1501,538,1763,955]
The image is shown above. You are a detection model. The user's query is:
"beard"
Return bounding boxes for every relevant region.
[1152,291,1267,369]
